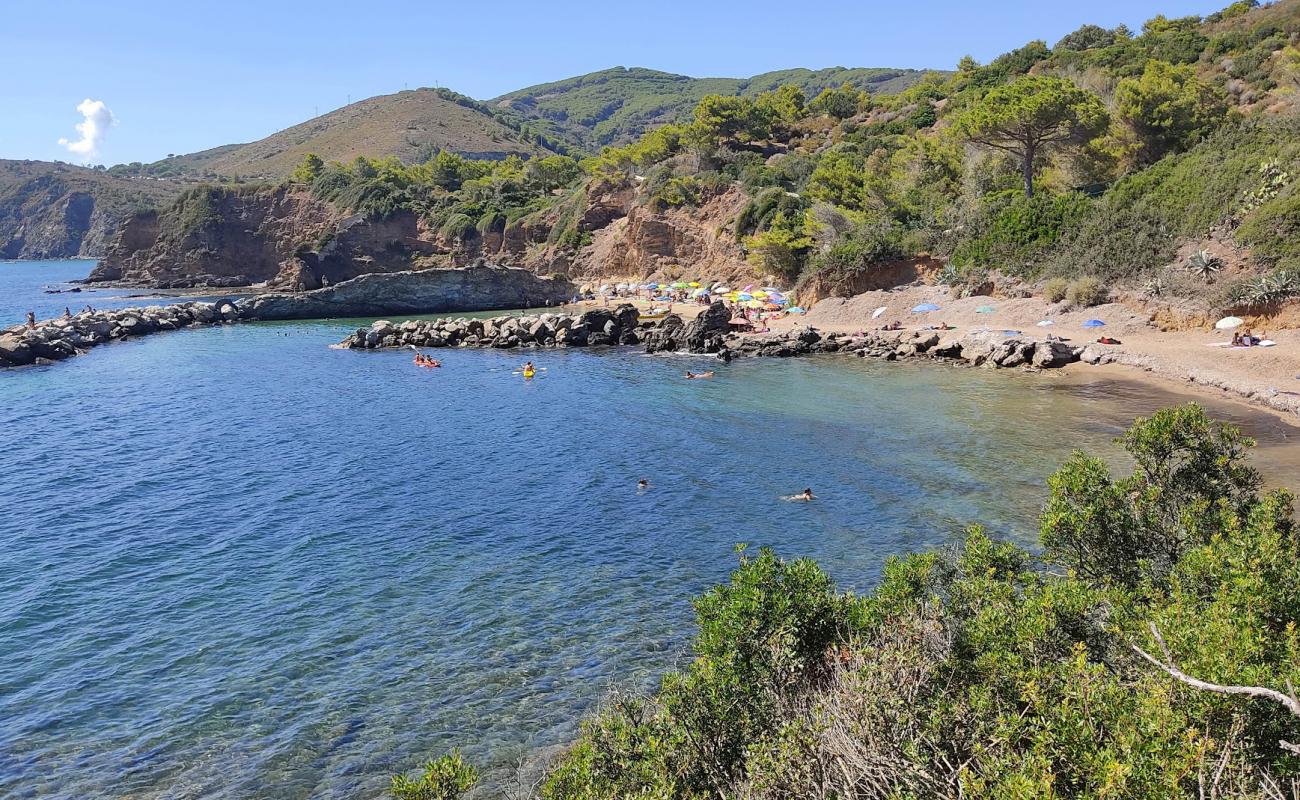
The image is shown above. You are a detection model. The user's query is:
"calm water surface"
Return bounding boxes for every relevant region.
[1,260,1296,798]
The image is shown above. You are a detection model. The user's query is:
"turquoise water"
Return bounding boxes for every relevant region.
[2,261,1296,798]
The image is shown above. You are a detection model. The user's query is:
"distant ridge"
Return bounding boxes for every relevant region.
[130,88,552,180]
[491,66,939,150]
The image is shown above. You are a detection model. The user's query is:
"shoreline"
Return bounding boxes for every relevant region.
[795,286,1300,421]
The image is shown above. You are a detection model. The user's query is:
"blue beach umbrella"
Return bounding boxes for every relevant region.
[912,303,941,313]
[1081,319,1106,328]
[788,306,805,313]
[975,305,995,313]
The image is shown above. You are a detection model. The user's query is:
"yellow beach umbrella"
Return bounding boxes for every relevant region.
[688,281,701,287]
[752,290,769,299]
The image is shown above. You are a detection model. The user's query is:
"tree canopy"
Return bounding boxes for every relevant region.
[952,76,1109,197]
[1114,59,1229,166]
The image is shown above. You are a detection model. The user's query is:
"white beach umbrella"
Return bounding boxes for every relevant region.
[871,306,888,319]
[1036,320,1055,327]
[1215,316,1244,330]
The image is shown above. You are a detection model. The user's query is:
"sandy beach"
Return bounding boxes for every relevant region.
[572,287,1300,420]
[799,286,1300,418]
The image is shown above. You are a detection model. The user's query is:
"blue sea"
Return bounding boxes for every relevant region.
[2,260,1296,798]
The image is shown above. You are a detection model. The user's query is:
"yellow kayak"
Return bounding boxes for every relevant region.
[523,368,536,379]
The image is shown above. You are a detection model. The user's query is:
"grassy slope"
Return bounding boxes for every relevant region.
[491,66,937,151]
[151,89,553,179]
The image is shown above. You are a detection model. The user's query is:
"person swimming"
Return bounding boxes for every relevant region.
[637,478,651,491]
[787,488,816,501]
[684,371,715,379]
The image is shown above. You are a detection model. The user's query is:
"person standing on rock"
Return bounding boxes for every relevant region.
[25,311,36,330]
[64,307,71,319]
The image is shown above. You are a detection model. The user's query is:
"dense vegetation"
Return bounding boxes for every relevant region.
[399,405,1300,798]
[491,67,934,151]
[270,0,1300,311]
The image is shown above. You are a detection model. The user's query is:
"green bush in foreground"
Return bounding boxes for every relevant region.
[391,750,478,800]
[498,405,1297,799]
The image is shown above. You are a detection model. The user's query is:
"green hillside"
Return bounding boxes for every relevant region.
[491,66,937,151]
[113,89,553,181]
[0,160,190,259]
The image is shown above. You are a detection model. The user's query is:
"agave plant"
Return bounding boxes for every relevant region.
[1185,249,1223,280]
[1142,275,1166,298]
[1232,270,1300,306]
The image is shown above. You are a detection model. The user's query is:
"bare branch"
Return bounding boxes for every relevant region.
[1134,622,1300,757]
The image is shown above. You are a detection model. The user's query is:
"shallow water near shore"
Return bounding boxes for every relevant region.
[2,261,1298,798]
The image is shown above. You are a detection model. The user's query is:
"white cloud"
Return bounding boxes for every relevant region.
[58,98,116,161]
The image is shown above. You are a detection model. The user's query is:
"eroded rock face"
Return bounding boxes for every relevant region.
[90,187,443,290]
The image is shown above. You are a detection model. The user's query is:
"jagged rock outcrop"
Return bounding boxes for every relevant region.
[642,301,734,353]
[242,263,573,320]
[578,186,751,283]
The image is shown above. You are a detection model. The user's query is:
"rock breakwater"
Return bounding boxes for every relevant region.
[339,300,1107,373]
[0,300,242,368]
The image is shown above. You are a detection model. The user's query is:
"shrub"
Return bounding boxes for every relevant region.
[1043,277,1070,303]
[1040,404,1260,588]
[391,750,478,800]
[951,192,1093,278]
[1065,276,1108,307]
[537,407,1300,798]
[1237,192,1300,265]
[438,213,475,242]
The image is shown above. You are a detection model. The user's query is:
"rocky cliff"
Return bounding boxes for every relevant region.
[91,178,755,290]
[0,160,185,259]
[90,185,439,289]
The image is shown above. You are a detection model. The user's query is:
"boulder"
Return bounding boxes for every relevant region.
[680,301,732,353]
[1031,340,1078,368]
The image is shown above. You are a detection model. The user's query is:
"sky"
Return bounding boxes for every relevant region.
[0,0,1227,166]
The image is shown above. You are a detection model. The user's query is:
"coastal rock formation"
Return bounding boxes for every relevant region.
[88,186,435,290]
[87,175,757,292]
[0,301,240,368]
[642,301,734,353]
[242,264,573,320]
[338,303,645,350]
[340,303,1093,374]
